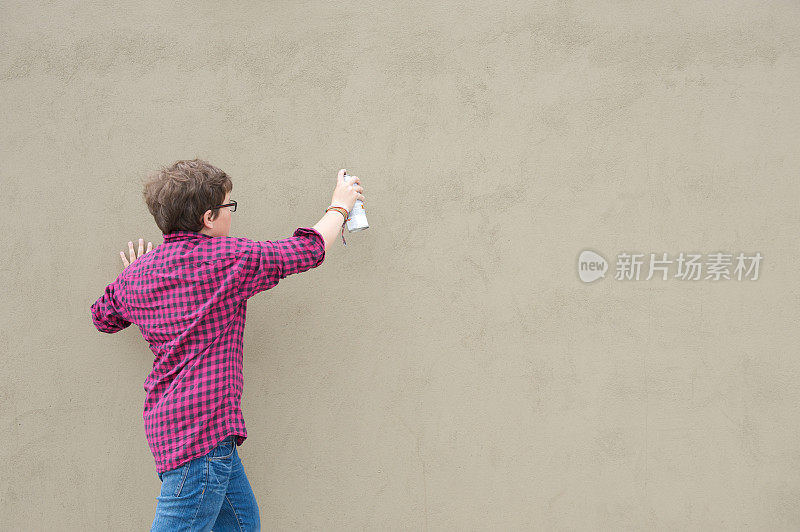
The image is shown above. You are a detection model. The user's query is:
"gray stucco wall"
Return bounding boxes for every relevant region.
[3,0,800,529]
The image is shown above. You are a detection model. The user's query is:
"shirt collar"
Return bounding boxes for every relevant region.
[163,230,214,243]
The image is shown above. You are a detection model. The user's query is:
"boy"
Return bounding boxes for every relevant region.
[90,159,365,531]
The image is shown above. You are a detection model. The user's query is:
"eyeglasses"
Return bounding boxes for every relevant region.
[214,200,237,212]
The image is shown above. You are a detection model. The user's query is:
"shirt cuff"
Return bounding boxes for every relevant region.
[294,227,326,263]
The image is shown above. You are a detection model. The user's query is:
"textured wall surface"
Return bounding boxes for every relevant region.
[3,0,800,529]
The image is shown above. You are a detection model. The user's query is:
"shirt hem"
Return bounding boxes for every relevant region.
[152,431,248,474]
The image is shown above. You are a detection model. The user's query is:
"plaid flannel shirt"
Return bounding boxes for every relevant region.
[90,227,325,473]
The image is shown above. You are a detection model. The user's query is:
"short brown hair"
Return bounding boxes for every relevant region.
[142,158,233,234]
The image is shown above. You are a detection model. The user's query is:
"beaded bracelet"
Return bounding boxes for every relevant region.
[325,205,349,245]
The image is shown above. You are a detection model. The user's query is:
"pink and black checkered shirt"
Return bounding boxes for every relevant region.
[90,228,325,473]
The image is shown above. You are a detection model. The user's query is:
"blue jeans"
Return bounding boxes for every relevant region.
[151,436,261,531]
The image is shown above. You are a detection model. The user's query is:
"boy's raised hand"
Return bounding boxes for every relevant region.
[121,238,152,269]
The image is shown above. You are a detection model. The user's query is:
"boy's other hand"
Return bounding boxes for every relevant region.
[121,238,152,269]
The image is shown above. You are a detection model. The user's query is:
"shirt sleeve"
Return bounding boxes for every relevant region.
[90,275,132,334]
[237,227,326,300]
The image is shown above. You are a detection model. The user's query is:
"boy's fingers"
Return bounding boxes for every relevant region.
[147,242,153,253]
[338,169,346,181]
[120,251,129,267]
[138,238,144,257]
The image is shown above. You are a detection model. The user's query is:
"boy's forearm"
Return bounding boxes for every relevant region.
[312,210,346,251]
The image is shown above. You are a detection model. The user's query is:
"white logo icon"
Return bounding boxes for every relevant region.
[578,250,608,283]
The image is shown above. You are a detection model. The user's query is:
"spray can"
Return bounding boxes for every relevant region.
[343,171,369,232]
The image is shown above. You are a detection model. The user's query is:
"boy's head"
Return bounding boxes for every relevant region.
[142,158,234,237]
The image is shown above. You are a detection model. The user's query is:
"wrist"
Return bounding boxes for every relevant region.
[326,205,348,222]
